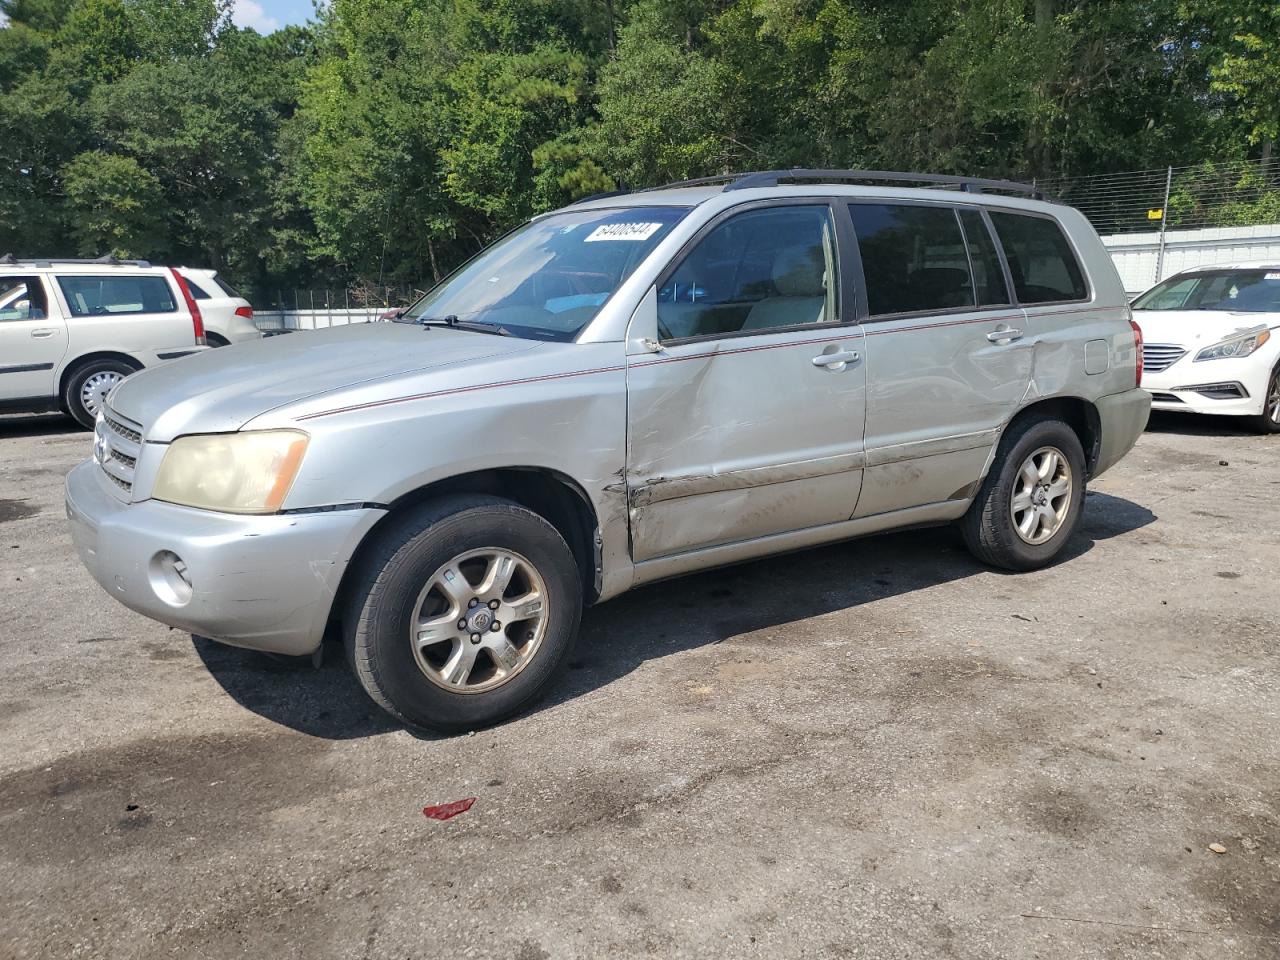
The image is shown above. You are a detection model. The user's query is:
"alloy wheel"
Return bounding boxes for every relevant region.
[1010,445,1073,545]
[409,548,548,694]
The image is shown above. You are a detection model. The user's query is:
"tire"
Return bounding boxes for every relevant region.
[64,359,137,429]
[205,332,230,347]
[960,415,1087,571]
[1247,362,1280,434]
[345,494,582,733]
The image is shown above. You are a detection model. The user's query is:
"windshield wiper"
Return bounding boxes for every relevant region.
[415,314,513,337]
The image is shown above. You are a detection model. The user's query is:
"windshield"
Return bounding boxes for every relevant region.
[1133,269,1280,313]
[399,206,689,341]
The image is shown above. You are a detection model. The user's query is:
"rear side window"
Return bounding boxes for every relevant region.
[959,210,1010,307]
[988,212,1088,304]
[57,275,177,317]
[185,278,213,300]
[848,203,974,316]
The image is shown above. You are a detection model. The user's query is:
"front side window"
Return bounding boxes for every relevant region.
[849,203,974,316]
[1133,270,1280,314]
[989,211,1088,304]
[401,206,688,342]
[57,275,177,317]
[657,204,838,340]
[0,276,48,321]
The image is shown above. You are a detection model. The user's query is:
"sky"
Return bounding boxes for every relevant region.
[230,0,317,33]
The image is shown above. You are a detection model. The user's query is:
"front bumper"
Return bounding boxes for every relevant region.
[1143,355,1270,417]
[66,460,384,656]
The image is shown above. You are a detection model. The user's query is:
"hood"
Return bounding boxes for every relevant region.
[109,322,539,441]
[1132,309,1276,348]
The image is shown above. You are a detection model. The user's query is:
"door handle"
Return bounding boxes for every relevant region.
[812,349,860,370]
[30,328,57,339]
[986,327,1023,343]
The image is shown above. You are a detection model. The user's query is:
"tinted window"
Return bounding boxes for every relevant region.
[213,275,242,298]
[57,275,177,317]
[989,212,1087,303]
[849,203,974,316]
[959,210,1010,306]
[185,278,213,300]
[0,276,48,321]
[1132,270,1280,313]
[658,205,838,340]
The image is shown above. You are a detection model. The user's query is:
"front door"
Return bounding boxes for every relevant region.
[625,201,867,562]
[0,275,66,403]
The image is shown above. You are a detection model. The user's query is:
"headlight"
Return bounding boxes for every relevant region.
[1194,327,1270,362]
[153,430,309,513]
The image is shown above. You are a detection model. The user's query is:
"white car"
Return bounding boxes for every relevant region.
[1133,261,1280,433]
[0,256,208,428]
[176,268,262,346]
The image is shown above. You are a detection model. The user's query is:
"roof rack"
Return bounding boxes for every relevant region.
[723,169,1048,199]
[0,253,152,268]
[632,169,1049,201]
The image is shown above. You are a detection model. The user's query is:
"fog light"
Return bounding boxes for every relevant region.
[149,550,193,607]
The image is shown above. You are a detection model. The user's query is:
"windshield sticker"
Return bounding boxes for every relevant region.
[1266,273,1280,281]
[584,222,663,243]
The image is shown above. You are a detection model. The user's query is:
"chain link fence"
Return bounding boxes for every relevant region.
[1035,157,1280,235]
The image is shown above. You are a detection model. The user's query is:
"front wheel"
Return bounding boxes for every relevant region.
[960,416,1087,571]
[345,495,582,732]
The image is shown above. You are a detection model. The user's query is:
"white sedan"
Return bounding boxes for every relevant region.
[1133,261,1280,433]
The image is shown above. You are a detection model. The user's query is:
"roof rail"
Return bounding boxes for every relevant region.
[0,254,152,268]
[634,173,744,193]
[722,168,1049,200]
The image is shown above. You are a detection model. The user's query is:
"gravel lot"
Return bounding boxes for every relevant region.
[0,411,1276,959]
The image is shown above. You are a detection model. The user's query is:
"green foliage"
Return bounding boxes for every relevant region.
[0,0,1276,294]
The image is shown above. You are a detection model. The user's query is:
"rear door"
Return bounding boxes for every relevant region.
[51,270,194,362]
[849,201,1033,516]
[0,275,67,403]
[625,201,868,561]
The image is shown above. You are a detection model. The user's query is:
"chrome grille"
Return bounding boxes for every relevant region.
[96,404,143,498]
[1143,343,1187,373]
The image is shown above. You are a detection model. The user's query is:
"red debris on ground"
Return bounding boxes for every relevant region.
[422,797,476,821]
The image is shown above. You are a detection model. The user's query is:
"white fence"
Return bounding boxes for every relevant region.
[1102,223,1280,295]
[251,223,1280,331]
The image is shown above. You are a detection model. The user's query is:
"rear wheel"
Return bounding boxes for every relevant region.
[345,495,582,732]
[1248,363,1280,434]
[64,359,136,429]
[960,415,1087,571]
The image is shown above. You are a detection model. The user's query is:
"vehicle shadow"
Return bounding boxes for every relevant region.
[538,490,1155,716]
[195,490,1154,740]
[0,412,79,438]
[1144,410,1264,437]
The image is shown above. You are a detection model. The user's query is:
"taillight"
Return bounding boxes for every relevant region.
[170,268,206,345]
[1129,316,1143,388]
[234,305,254,320]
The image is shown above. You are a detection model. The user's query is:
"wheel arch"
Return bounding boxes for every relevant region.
[58,351,144,399]
[333,466,603,632]
[1006,396,1102,477]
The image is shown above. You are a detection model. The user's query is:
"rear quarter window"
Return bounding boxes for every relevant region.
[988,212,1088,304]
[57,275,178,317]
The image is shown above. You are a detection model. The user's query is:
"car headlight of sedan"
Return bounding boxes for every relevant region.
[153,430,309,513]
[1194,327,1270,362]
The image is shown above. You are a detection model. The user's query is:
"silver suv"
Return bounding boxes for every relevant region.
[66,170,1150,731]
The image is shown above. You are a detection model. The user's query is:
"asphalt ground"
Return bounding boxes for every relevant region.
[0,410,1276,959]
